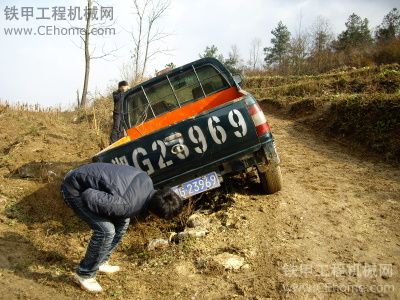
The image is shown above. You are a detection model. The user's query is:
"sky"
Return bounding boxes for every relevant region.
[0,0,398,108]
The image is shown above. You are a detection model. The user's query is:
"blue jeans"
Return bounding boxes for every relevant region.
[62,193,130,278]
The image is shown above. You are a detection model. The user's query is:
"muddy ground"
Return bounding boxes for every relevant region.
[0,107,399,299]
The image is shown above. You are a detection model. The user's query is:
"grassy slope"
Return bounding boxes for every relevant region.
[244,64,400,161]
[0,108,103,225]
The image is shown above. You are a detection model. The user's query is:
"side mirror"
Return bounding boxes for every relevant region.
[232,74,242,85]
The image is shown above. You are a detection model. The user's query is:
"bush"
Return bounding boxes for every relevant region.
[373,39,400,65]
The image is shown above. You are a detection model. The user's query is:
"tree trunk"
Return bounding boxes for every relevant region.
[142,28,151,77]
[80,0,92,108]
[76,89,80,107]
[133,0,147,83]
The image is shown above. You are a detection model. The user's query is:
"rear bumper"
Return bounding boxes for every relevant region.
[154,137,279,188]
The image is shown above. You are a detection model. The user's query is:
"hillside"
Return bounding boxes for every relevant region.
[244,64,400,161]
[0,66,399,299]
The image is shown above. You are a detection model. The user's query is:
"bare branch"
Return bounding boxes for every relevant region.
[149,28,171,42]
[141,0,171,76]
[91,46,121,61]
[70,37,84,50]
[147,47,172,59]
[248,38,262,70]
[125,0,172,82]
[91,18,117,28]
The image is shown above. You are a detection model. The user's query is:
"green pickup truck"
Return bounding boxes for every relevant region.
[93,58,282,198]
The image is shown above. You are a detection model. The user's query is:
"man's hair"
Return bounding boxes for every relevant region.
[148,188,183,220]
[118,80,129,88]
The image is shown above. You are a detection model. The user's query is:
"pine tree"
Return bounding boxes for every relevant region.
[199,45,224,62]
[333,13,373,50]
[264,21,291,66]
[199,45,242,74]
[375,8,400,42]
[165,62,176,69]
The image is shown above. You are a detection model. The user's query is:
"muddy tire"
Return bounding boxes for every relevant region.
[258,165,282,194]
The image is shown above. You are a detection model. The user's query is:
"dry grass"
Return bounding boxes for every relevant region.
[244,64,400,97]
[0,100,62,113]
[244,64,400,161]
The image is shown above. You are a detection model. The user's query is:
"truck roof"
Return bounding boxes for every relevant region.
[128,57,236,93]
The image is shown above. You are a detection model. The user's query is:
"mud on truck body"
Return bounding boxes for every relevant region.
[93,58,282,198]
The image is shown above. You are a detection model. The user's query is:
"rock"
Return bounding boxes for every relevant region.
[147,239,169,251]
[13,162,66,180]
[214,253,245,270]
[170,229,209,243]
[187,213,208,228]
[183,228,209,238]
[17,163,41,178]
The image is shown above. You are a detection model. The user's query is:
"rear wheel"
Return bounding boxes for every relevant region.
[258,165,282,194]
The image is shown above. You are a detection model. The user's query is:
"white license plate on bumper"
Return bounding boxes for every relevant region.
[171,172,221,199]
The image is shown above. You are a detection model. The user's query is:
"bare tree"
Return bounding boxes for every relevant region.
[289,31,309,75]
[310,16,333,54]
[80,0,93,108]
[129,0,171,83]
[247,38,262,70]
[225,45,243,74]
[309,16,334,73]
[289,13,310,75]
[76,0,119,107]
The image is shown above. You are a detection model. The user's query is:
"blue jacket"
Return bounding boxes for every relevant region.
[61,163,155,219]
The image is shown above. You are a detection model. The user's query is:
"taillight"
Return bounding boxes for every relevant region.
[247,102,271,136]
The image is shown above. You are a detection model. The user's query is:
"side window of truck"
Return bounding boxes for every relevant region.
[127,90,151,126]
[196,65,229,96]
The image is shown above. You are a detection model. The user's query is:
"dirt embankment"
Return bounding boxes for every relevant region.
[244,64,400,162]
[0,102,399,299]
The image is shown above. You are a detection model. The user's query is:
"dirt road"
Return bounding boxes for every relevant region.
[0,111,399,299]
[252,112,400,299]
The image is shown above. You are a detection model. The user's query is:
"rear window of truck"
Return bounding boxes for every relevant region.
[127,65,230,126]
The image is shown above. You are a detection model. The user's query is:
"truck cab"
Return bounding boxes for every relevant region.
[93,58,282,198]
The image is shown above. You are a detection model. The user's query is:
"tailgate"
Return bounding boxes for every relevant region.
[94,99,259,186]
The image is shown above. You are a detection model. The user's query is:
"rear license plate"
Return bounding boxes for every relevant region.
[172,172,220,199]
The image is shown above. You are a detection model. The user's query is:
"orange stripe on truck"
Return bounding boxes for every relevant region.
[126,87,242,141]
